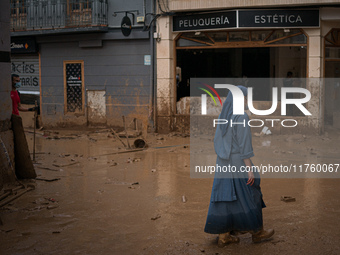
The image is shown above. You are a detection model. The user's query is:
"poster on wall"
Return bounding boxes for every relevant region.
[11,57,40,104]
[11,58,39,92]
[64,62,84,113]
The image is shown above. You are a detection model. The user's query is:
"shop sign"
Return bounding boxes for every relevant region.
[11,37,37,54]
[239,10,319,28]
[66,63,82,87]
[173,11,237,32]
[121,16,132,36]
[144,55,151,65]
[11,58,39,92]
[173,9,319,31]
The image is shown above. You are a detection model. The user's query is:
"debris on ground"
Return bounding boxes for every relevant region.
[308,148,317,155]
[168,132,190,138]
[151,214,161,220]
[46,198,57,203]
[261,126,272,135]
[53,214,72,218]
[126,157,142,163]
[47,205,59,210]
[36,166,60,172]
[0,184,35,208]
[89,137,97,142]
[35,177,60,182]
[52,161,79,167]
[34,198,50,205]
[261,140,271,147]
[281,196,296,202]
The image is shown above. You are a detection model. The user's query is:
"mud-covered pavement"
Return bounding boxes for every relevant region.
[1,128,340,255]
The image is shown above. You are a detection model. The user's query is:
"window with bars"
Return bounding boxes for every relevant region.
[64,61,85,114]
[10,0,107,31]
[69,0,92,11]
[11,0,26,15]
[10,0,27,30]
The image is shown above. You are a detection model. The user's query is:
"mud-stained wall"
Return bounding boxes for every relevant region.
[156,16,175,134]
[160,8,340,134]
[0,1,16,189]
[87,90,106,125]
[39,35,151,129]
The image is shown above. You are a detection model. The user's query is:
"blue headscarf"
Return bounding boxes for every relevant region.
[214,85,248,160]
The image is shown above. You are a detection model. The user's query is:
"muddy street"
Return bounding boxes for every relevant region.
[1,128,340,255]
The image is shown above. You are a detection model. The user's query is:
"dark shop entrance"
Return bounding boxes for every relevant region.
[176,47,270,101]
[174,29,308,113]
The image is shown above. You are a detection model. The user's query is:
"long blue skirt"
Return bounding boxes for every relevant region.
[204,157,266,234]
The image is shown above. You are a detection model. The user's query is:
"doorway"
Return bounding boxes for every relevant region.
[176,47,270,101]
[175,29,308,113]
[324,29,340,128]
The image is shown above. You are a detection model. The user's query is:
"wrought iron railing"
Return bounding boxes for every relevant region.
[10,0,108,32]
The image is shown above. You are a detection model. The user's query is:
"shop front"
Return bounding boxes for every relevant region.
[155,7,340,134]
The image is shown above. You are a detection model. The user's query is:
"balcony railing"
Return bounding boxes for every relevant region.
[11,0,108,32]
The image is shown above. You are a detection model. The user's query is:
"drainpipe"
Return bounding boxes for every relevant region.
[149,0,156,132]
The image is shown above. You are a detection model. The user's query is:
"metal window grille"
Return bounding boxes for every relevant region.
[10,0,108,31]
[65,63,83,113]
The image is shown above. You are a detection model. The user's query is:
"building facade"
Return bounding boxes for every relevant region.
[10,1,340,134]
[11,0,157,131]
[155,0,340,134]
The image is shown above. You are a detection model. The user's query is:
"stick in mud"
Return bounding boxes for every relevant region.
[94,148,146,157]
[36,166,60,171]
[36,177,61,182]
[122,116,131,149]
[0,185,35,208]
[110,128,127,148]
[52,161,79,167]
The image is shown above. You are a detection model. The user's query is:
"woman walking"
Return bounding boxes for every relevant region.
[204,85,274,247]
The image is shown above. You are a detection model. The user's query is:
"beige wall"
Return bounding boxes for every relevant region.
[156,16,175,133]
